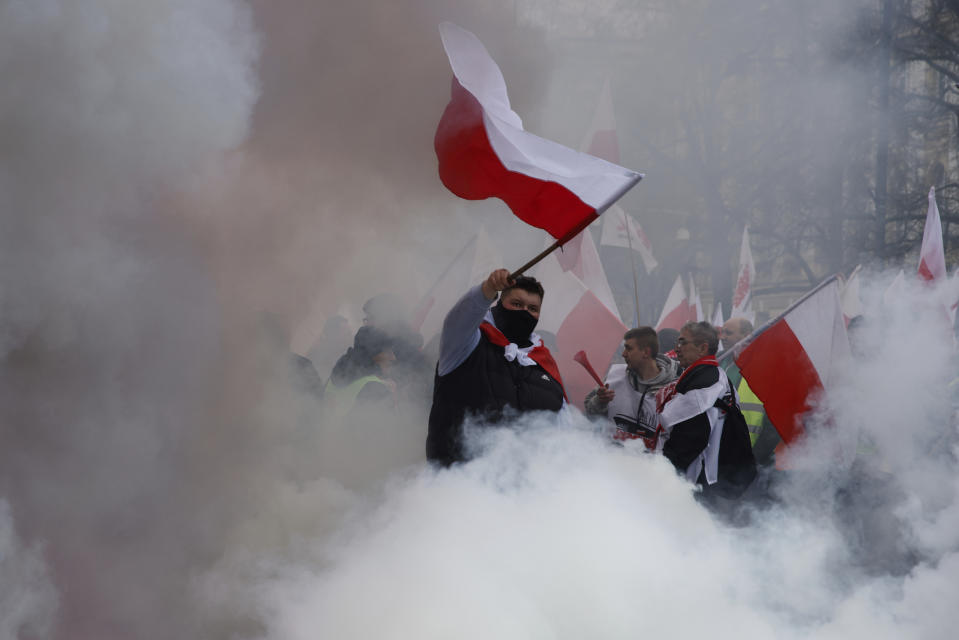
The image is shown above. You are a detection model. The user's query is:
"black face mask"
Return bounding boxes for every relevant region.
[491,301,538,346]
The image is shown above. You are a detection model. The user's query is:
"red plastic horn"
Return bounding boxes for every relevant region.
[573,350,604,387]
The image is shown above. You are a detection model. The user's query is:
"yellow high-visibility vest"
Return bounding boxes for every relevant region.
[324,375,385,418]
[737,377,765,446]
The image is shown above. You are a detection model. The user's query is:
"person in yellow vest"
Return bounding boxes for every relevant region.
[325,326,397,418]
[720,317,779,465]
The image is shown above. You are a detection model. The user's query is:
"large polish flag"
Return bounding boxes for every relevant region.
[655,275,692,331]
[919,186,946,283]
[535,253,627,410]
[735,277,851,451]
[599,204,659,273]
[731,227,756,322]
[435,23,642,244]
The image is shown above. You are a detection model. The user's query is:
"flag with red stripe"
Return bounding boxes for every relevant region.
[919,186,946,283]
[434,23,643,244]
[655,275,692,331]
[734,277,851,447]
[534,253,627,410]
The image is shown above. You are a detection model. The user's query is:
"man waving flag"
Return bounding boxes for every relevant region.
[434,22,643,245]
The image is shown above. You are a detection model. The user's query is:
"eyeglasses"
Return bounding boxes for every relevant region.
[675,338,701,347]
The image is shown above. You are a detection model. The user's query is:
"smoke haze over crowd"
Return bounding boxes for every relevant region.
[0,1,957,639]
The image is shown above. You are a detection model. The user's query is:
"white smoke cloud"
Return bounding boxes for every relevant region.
[3,1,958,639]
[0,1,259,638]
[0,501,57,640]
[202,272,959,640]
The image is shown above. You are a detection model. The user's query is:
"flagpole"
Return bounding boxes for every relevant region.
[622,209,642,326]
[509,215,597,278]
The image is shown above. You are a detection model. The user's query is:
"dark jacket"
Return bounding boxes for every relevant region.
[426,332,565,466]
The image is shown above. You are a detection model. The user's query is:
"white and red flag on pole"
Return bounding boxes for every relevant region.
[688,275,704,322]
[578,77,620,163]
[655,275,691,331]
[435,23,642,244]
[918,186,946,283]
[733,277,851,450]
[555,77,627,272]
[534,254,627,410]
[915,188,957,335]
[551,230,621,321]
[711,301,725,329]
[711,301,725,351]
[599,205,659,273]
[731,226,756,322]
[839,264,864,325]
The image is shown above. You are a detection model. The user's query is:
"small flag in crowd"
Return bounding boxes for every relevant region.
[534,254,627,410]
[599,205,658,273]
[552,230,621,321]
[688,275,704,322]
[655,275,691,331]
[578,77,620,164]
[919,186,946,283]
[731,226,756,323]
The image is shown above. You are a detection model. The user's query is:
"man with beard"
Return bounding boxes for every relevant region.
[584,326,679,448]
[655,321,756,497]
[426,269,565,466]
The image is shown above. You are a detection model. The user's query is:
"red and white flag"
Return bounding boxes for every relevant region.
[655,275,691,331]
[712,302,725,351]
[711,301,725,329]
[578,76,620,164]
[552,230,621,321]
[839,264,864,325]
[435,23,642,244]
[688,275,704,322]
[734,277,851,451]
[919,186,946,283]
[535,256,627,410]
[731,227,756,322]
[599,204,658,273]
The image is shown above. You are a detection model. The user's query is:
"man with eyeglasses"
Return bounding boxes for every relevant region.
[655,321,756,496]
[426,269,566,466]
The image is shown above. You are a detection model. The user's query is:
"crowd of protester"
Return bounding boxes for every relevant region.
[280,266,957,538]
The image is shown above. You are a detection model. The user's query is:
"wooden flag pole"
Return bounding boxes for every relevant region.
[622,209,642,326]
[508,217,597,279]
[509,238,564,279]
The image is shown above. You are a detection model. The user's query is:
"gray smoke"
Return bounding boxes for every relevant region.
[229,273,958,640]
[0,1,258,638]
[3,1,957,639]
